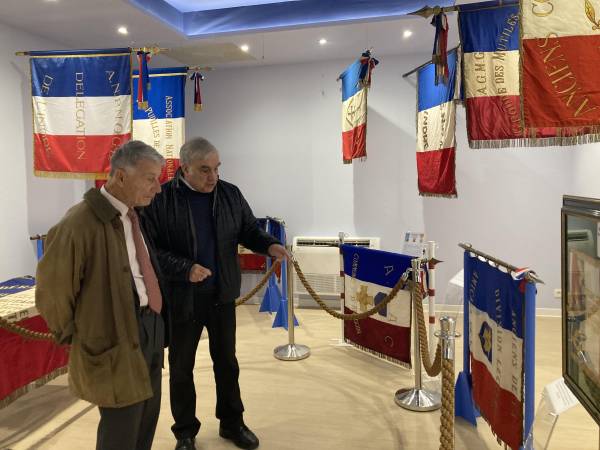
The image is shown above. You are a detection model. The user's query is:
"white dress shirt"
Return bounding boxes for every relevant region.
[100,186,149,307]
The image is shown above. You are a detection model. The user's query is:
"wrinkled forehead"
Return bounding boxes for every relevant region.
[190,152,221,169]
[125,157,164,175]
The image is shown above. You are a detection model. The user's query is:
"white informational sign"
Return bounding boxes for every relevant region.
[543,377,580,415]
[402,232,426,257]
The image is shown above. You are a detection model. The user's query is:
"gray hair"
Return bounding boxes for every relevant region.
[180,137,218,166]
[109,140,165,176]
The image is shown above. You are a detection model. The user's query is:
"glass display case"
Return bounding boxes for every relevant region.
[562,195,600,425]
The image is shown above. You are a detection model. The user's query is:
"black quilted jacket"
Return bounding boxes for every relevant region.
[141,169,279,319]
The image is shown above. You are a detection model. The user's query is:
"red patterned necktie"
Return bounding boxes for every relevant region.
[127,209,162,314]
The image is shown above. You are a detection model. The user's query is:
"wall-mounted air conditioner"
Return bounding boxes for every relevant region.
[291,236,380,308]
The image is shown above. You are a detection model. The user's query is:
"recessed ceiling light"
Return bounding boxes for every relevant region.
[240,44,249,52]
[318,38,327,45]
[118,26,128,35]
[403,30,413,39]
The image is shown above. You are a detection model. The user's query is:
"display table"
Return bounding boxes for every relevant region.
[0,277,69,408]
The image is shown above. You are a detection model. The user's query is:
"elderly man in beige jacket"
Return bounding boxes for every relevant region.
[36,140,167,450]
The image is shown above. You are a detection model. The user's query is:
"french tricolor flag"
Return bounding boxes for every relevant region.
[132,67,186,182]
[459,1,558,148]
[342,245,412,367]
[30,49,131,178]
[339,52,377,164]
[466,254,526,450]
[416,48,459,197]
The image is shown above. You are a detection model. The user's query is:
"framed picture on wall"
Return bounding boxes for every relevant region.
[562,195,600,425]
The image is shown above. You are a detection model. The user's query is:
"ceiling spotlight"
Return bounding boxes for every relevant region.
[403,30,413,39]
[118,26,128,35]
[318,38,327,45]
[240,44,249,52]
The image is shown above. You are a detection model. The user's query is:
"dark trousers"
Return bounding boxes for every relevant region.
[169,298,244,440]
[96,309,164,450]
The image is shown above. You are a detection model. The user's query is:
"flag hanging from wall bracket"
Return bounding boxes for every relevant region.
[338,50,378,164]
[132,67,186,182]
[416,47,459,197]
[459,0,559,148]
[30,48,132,179]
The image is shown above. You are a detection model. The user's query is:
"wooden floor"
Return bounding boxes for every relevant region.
[0,307,597,450]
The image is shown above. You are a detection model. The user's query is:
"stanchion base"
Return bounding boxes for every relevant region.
[394,387,441,412]
[274,344,310,361]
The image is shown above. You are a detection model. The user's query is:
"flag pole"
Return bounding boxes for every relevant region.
[402,45,460,78]
[410,1,519,19]
[331,232,352,347]
[459,243,544,284]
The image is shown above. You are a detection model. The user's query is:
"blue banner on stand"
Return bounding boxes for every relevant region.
[455,251,536,450]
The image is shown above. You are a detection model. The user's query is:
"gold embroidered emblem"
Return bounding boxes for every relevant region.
[585,0,600,30]
[356,285,374,312]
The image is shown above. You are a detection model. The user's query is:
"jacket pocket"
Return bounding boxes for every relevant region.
[70,343,118,406]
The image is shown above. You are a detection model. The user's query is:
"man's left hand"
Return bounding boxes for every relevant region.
[268,244,291,262]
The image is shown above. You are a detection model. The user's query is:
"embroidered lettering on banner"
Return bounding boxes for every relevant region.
[536,34,599,119]
[74,72,86,160]
[422,110,429,150]
[495,13,521,135]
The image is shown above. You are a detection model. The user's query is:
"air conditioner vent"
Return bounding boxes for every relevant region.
[295,238,375,248]
[291,236,380,307]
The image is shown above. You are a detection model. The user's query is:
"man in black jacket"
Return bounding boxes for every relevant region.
[142,137,288,450]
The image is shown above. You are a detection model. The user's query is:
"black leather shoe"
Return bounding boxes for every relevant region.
[219,424,259,449]
[175,437,196,450]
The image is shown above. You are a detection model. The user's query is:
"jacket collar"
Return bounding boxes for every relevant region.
[84,188,121,224]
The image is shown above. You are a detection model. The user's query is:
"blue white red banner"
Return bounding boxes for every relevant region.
[339,51,377,163]
[416,48,458,197]
[465,253,527,450]
[459,1,558,148]
[30,48,131,178]
[133,67,186,182]
[342,245,412,367]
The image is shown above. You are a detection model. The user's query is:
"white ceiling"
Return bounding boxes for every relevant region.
[0,0,472,69]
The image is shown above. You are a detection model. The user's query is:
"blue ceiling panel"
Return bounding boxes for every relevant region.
[128,0,456,37]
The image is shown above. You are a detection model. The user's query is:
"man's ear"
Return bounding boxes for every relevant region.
[114,167,127,186]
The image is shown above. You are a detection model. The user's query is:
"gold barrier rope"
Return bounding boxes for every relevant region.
[0,316,54,341]
[291,259,410,320]
[0,261,280,340]
[235,260,280,306]
[291,257,454,449]
[440,358,455,450]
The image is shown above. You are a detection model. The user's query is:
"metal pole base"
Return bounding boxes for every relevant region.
[394,387,441,412]
[273,343,310,361]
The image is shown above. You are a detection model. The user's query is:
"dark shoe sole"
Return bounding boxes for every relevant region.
[219,429,259,450]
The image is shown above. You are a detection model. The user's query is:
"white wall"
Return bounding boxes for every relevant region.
[571,145,600,198]
[186,54,583,309]
[1,33,590,308]
[0,23,88,280]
